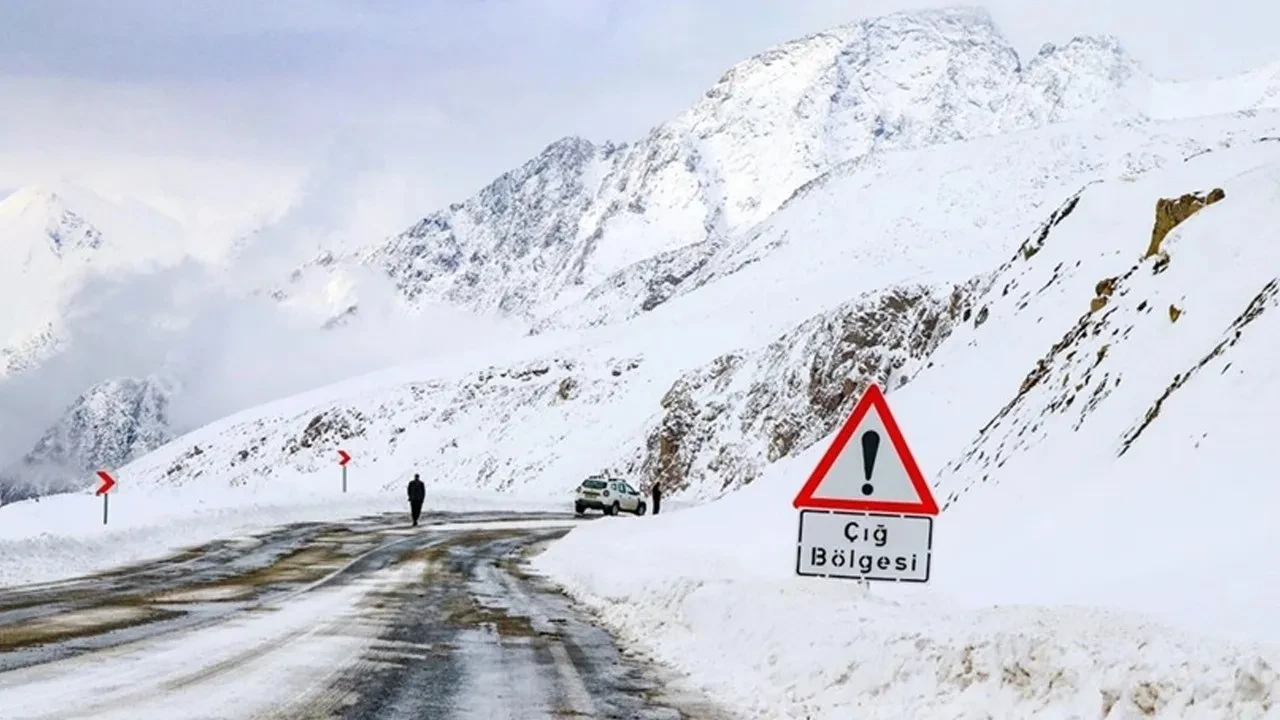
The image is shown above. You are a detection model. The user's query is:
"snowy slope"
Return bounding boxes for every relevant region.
[532,137,1280,719]
[1143,60,1280,120]
[534,111,1278,333]
[284,8,1280,337]
[110,278,983,501]
[108,110,1280,505]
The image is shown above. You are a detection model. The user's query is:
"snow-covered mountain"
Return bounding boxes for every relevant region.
[0,376,175,502]
[276,6,1280,337]
[112,123,1280,503]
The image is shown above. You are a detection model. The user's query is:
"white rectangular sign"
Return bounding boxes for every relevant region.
[795,509,932,582]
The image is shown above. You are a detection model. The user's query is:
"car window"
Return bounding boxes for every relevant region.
[582,479,606,490]
[624,483,637,494]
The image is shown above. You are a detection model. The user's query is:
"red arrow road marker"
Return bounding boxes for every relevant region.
[95,470,116,496]
[338,450,352,467]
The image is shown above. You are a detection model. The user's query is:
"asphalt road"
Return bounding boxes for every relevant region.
[0,511,733,719]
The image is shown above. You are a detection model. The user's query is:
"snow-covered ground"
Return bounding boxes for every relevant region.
[531,141,1280,718]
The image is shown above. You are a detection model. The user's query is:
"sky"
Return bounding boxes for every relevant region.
[1,0,1278,239]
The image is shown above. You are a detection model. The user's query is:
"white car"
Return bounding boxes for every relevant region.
[574,476,646,516]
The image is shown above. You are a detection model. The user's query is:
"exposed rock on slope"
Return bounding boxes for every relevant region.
[123,354,653,493]
[1145,188,1225,257]
[619,279,988,494]
[925,139,1280,512]
[115,278,986,500]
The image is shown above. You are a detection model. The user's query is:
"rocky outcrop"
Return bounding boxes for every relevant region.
[1145,188,1226,258]
[621,278,988,495]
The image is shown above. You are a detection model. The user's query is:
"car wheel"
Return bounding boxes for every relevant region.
[636,502,647,516]
[610,502,620,516]
[574,502,584,516]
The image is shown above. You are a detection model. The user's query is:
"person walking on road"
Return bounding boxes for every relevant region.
[407,473,426,526]
[651,481,662,515]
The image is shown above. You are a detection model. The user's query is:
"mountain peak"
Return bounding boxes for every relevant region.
[0,184,65,219]
[0,183,106,258]
[342,6,1161,323]
[0,180,127,219]
[1030,33,1142,74]
[861,4,998,28]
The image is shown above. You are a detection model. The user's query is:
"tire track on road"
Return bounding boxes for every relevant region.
[1,513,733,719]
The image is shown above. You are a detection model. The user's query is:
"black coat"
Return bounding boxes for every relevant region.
[408,479,426,504]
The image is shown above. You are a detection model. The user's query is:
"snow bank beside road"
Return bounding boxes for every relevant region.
[0,481,561,587]
[533,455,1280,720]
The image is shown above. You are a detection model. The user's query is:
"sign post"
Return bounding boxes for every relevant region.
[96,470,116,526]
[792,383,939,583]
[338,449,351,493]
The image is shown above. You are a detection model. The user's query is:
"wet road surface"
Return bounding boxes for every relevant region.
[0,511,733,719]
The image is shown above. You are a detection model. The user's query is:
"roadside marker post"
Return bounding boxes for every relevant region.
[95,470,116,526]
[792,383,939,583]
[338,449,352,493]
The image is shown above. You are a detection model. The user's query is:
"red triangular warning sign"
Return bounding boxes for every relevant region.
[792,382,938,515]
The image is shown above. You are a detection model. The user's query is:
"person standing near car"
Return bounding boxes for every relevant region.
[651,481,662,515]
[407,473,426,526]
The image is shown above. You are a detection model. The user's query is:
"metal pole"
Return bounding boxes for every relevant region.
[342,465,347,493]
[103,493,109,525]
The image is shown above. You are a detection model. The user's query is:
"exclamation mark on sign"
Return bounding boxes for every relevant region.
[860,430,880,496]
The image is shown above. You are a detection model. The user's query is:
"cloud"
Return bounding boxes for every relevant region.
[0,98,498,486]
[0,250,524,476]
